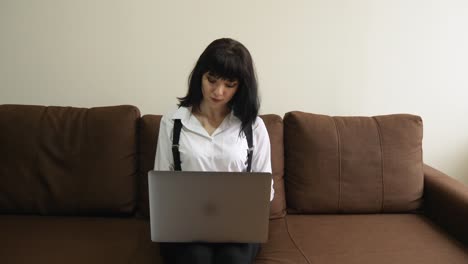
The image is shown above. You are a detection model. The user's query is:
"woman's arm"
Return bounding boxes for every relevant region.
[252,117,275,202]
[154,115,174,171]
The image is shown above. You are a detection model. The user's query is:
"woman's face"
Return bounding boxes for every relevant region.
[201,72,239,109]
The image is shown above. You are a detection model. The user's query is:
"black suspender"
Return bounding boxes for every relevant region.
[171,119,253,172]
[172,119,183,171]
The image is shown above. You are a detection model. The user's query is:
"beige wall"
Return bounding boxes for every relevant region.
[1,0,468,183]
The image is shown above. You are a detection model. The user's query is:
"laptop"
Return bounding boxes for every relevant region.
[148,170,272,243]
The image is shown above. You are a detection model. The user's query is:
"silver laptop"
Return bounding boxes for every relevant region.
[148,171,272,243]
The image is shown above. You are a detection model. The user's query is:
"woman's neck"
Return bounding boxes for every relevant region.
[196,101,230,122]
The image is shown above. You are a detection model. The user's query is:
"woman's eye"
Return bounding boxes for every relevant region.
[226,83,237,88]
[207,78,216,83]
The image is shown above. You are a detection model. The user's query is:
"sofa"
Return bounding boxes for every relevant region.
[1,104,467,264]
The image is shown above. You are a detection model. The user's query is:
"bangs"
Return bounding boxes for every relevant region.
[204,51,247,82]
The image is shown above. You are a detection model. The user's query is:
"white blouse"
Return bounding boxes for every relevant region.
[154,106,275,201]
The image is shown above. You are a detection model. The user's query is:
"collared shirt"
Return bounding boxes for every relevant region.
[154,106,274,201]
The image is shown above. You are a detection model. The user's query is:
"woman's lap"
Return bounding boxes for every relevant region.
[159,242,260,264]
[213,243,260,264]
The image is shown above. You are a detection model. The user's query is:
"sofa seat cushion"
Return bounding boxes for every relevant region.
[254,218,309,264]
[0,215,161,264]
[284,214,468,264]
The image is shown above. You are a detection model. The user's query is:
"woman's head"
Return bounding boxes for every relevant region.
[178,38,259,133]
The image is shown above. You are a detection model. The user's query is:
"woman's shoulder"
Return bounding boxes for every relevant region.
[252,116,267,132]
[230,114,265,130]
[160,106,190,124]
[253,116,266,127]
[159,107,180,128]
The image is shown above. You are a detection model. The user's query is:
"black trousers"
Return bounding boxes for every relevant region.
[159,242,261,264]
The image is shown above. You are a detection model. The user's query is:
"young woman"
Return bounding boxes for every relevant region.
[154,38,274,264]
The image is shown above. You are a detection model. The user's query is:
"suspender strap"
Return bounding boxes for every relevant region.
[246,123,253,173]
[171,118,254,172]
[172,119,182,171]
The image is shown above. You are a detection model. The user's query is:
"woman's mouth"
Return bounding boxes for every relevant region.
[211,98,223,103]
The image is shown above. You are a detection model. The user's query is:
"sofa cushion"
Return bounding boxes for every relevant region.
[138,114,162,218]
[138,114,287,219]
[254,218,309,264]
[260,114,287,219]
[284,112,423,213]
[0,215,160,264]
[0,105,139,215]
[284,214,468,264]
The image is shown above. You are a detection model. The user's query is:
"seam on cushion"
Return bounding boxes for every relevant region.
[372,117,385,213]
[331,117,342,212]
[284,216,312,264]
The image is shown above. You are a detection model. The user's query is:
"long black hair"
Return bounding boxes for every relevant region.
[178,38,260,136]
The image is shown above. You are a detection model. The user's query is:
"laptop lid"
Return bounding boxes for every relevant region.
[148,170,272,243]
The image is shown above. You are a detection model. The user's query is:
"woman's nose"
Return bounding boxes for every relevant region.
[214,83,225,95]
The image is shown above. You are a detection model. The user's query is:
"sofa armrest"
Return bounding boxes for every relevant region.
[423,164,468,244]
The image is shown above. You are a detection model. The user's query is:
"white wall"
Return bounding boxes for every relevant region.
[1,0,468,183]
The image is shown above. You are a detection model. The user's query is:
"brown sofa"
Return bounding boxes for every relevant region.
[1,104,467,264]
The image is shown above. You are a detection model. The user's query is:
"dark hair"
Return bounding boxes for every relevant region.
[178,38,259,136]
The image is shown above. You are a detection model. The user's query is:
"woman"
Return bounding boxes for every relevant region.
[154,38,274,264]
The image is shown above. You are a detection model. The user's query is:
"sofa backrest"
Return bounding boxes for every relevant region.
[1,104,424,217]
[284,111,424,214]
[0,105,140,216]
[137,114,287,219]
